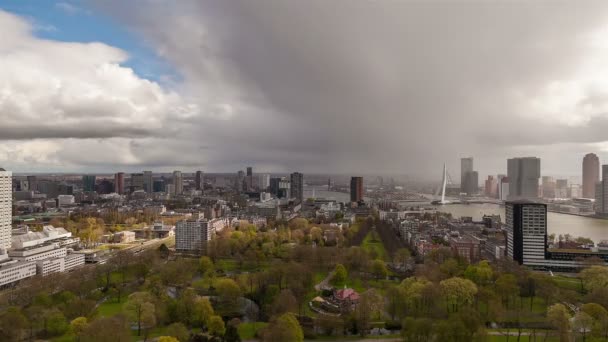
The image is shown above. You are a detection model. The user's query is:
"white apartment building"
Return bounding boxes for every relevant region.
[0,168,12,250]
[175,218,221,253]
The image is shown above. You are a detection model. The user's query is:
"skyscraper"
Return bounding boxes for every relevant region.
[236,170,245,192]
[583,153,600,199]
[246,167,253,177]
[195,171,204,191]
[26,175,37,192]
[114,172,125,194]
[173,171,183,195]
[259,174,270,190]
[0,168,11,250]
[130,173,144,192]
[541,176,555,198]
[143,171,153,193]
[461,157,473,193]
[246,167,253,191]
[506,201,547,266]
[290,172,304,202]
[595,165,608,216]
[82,175,96,192]
[507,157,541,200]
[350,176,363,203]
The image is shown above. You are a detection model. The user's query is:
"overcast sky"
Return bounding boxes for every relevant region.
[2,1,608,180]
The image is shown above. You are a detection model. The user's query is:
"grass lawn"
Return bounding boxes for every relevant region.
[238,322,268,339]
[96,297,126,317]
[487,333,559,341]
[553,275,582,293]
[362,232,388,261]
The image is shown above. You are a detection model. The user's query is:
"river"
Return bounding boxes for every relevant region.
[304,186,608,243]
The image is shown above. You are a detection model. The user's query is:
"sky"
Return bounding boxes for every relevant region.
[2,1,608,180]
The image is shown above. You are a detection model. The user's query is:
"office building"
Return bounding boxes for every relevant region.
[130,173,144,192]
[583,153,600,199]
[195,171,204,191]
[26,175,37,193]
[114,172,125,194]
[555,179,568,198]
[143,171,153,194]
[153,180,165,193]
[173,171,183,195]
[236,170,245,192]
[596,165,608,216]
[259,174,270,190]
[0,168,11,250]
[460,157,474,194]
[506,201,547,266]
[507,157,541,200]
[38,181,59,198]
[290,172,304,202]
[82,175,96,192]
[350,177,364,203]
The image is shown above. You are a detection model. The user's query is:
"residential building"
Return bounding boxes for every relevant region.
[498,176,509,201]
[350,177,363,203]
[541,176,555,198]
[290,172,304,203]
[507,157,541,200]
[82,175,96,192]
[114,172,125,194]
[175,218,221,253]
[583,153,600,199]
[555,179,568,198]
[0,168,11,250]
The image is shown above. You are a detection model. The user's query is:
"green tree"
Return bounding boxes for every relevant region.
[165,322,189,342]
[370,259,388,279]
[573,311,593,342]
[270,289,298,316]
[0,307,27,341]
[124,291,156,336]
[208,315,226,336]
[581,266,608,292]
[547,303,571,342]
[262,313,304,342]
[224,323,242,342]
[333,264,348,285]
[495,274,519,308]
[581,303,608,339]
[158,337,179,342]
[70,317,88,342]
[199,256,214,274]
[440,277,478,313]
[215,278,242,314]
[80,315,131,342]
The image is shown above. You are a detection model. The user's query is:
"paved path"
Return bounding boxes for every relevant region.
[314,270,335,291]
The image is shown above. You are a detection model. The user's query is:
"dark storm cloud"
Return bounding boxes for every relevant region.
[6,1,608,175]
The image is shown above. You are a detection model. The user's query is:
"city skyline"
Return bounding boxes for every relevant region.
[3,2,608,175]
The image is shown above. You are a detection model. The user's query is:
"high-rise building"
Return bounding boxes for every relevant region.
[498,176,509,201]
[507,157,541,200]
[595,165,608,216]
[236,170,245,192]
[269,177,281,196]
[173,171,183,195]
[506,201,547,266]
[26,175,37,192]
[82,175,96,192]
[290,172,304,202]
[195,171,204,191]
[246,167,253,177]
[130,173,144,192]
[259,174,270,190]
[114,172,125,194]
[541,176,555,199]
[583,153,600,199]
[555,179,568,198]
[350,176,363,203]
[484,176,497,198]
[461,157,474,193]
[143,171,153,194]
[0,168,11,250]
